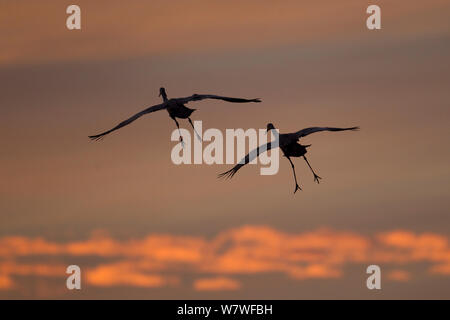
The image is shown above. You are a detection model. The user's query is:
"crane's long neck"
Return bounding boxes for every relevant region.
[161,91,168,102]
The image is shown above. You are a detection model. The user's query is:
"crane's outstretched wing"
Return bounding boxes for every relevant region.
[294,126,359,140]
[176,94,261,105]
[218,142,274,179]
[89,103,166,141]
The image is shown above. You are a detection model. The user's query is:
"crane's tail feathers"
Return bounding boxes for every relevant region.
[218,167,238,180]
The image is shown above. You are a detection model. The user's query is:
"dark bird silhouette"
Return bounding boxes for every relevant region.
[89,87,261,142]
[219,123,359,193]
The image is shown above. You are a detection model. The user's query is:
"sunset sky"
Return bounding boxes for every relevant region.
[1,0,450,299]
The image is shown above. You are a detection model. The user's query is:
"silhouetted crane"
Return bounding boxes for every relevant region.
[219,123,359,193]
[89,87,260,142]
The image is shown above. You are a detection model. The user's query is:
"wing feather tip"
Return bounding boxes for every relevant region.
[217,168,236,180]
[88,134,105,141]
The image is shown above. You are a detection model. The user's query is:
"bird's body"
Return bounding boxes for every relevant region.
[281,140,309,158]
[89,87,260,141]
[165,99,195,119]
[219,123,359,193]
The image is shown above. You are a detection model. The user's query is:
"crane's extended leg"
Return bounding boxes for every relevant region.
[188,117,202,142]
[303,156,322,184]
[286,156,302,194]
[172,117,185,148]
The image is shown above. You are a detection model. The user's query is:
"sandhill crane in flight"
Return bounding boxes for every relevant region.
[219,123,359,193]
[89,87,261,142]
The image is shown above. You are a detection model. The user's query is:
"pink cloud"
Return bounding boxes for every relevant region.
[1,226,450,291]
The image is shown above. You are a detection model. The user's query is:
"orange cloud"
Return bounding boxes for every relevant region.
[0,261,66,290]
[286,264,342,280]
[86,262,174,288]
[387,270,411,282]
[0,226,450,292]
[194,277,240,291]
[0,274,13,290]
[375,231,450,265]
[430,264,450,275]
[0,261,65,277]
[0,237,62,256]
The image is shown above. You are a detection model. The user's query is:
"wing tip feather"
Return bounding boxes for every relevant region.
[88,134,106,141]
[217,168,237,180]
